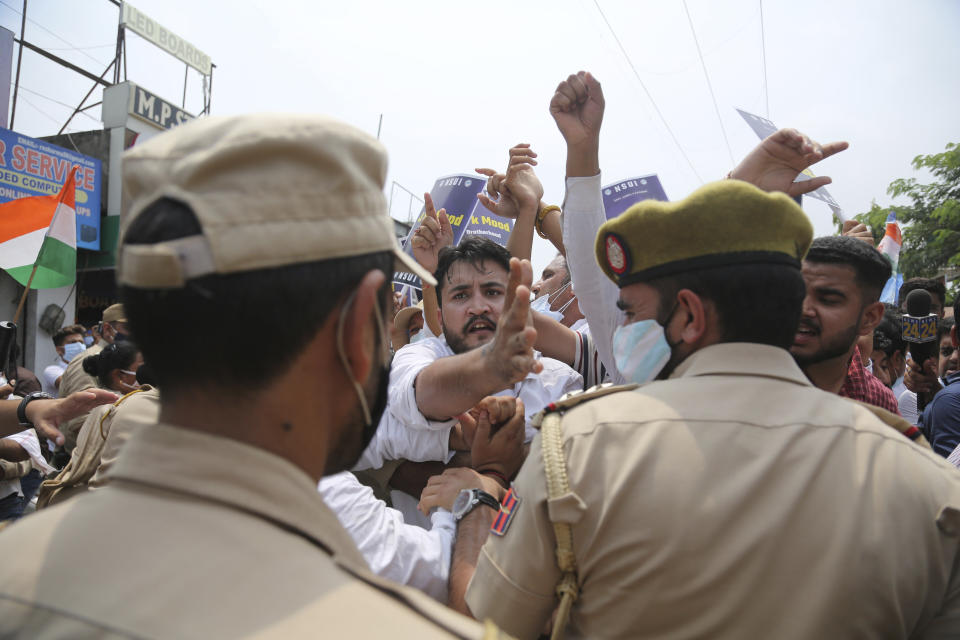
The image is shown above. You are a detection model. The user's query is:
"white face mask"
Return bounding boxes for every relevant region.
[531,281,575,323]
[62,341,85,362]
[119,369,141,391]
[409,330,427,344]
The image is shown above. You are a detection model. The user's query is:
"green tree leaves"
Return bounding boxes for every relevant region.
[852,142,959,301]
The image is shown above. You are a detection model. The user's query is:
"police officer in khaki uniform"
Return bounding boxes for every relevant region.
[0,115,505,639]
[56,303,128,453]
[451,72,960,639]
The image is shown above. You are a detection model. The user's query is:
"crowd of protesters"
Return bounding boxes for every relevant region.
[0,70,957,639]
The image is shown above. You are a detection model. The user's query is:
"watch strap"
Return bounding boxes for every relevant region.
[473,489,500,512]
[17,392,53,426]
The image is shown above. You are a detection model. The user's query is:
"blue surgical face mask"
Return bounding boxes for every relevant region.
[612,303,679,384]
[62,341,85,362]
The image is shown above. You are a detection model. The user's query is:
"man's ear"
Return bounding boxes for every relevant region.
[858,301,885,336]
[892,350,907,374]
[674,289,708,345]
[340,270,387,383]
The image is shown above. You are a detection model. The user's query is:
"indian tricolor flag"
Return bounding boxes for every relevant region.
[877,211,904,304]
[0,169,77,289]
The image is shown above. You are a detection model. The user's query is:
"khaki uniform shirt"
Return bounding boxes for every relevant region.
[36,387,159,508]
[0,423,499,639]
[466,343,960,639]
[56,340,107,451]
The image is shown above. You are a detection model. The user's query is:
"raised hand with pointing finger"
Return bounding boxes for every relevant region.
[729,128,849,198]
[482,257,542,387]
[411,192,454,275]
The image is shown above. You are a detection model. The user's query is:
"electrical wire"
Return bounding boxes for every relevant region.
[682,0,735,167]
[0,0,113,67]
[591,0,704,184]
[14,95,83,150]
[10,83,101,124]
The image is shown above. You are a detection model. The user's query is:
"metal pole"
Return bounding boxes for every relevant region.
[9,0,27,129]
[113,23,122,84]
[376,113,383,139]
[58,60,114,134]
[205,65,214,115]
[182,64,188,107]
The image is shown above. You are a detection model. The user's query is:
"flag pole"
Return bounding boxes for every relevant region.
[12,264,39,325]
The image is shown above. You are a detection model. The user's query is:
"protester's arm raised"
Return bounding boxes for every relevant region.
[410,192,451,338]
[414,258,541,421]
[728,127,849,197]
[553,71,625,382]
[478,144,543,262]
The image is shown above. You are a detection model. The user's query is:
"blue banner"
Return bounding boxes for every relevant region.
[393,173,514,296]
[602,175,669,220]
[0,127,102,250]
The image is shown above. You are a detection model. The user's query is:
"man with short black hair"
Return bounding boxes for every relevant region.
[920,300,960,457]
[0,114,495,638]
[453,70,960,639]
[790,235,899,413]
[389,236,581,446]
[41,324,86,396]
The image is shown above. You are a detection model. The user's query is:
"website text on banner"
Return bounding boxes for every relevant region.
[0,127,102,250]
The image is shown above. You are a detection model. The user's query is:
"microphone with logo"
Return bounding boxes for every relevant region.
[902,289,940,412]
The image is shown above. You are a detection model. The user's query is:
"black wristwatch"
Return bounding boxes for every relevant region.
[452,488,500,521]
[17,391,53,426]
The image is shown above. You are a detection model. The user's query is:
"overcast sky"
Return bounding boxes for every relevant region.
[4,0,959,276]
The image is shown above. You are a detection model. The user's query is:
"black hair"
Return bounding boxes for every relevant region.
[898,277,947,310]
[135,361,158,387]
[52,324,85,347]
[434,237,511,308]
[873,307,906,357]
[940,317,956,343]
[804,236,891,303]
[646,262,806,350]
[82,341,140,389]
[119,198,393,398]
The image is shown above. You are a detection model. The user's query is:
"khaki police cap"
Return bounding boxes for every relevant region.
[393,301,424,334]
[102,303,127,323]
[595,179,813,287]
[117,114,435,289]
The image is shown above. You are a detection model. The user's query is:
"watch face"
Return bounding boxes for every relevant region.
[452,489,474,517]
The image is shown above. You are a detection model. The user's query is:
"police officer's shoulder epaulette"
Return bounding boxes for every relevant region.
[532,382,639,429]
[851,399,932,450]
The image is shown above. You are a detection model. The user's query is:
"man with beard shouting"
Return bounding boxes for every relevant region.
[0,115,504,639]
[388,236,582,447]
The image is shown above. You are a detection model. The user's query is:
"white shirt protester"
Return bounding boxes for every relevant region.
[388,334,583,443]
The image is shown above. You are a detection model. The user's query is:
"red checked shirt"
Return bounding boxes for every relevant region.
[839,346,901,415]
